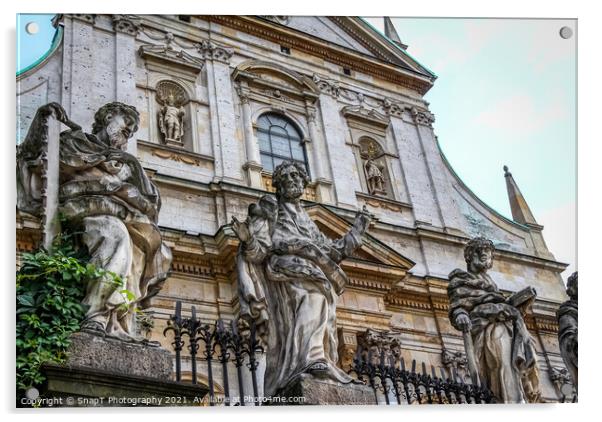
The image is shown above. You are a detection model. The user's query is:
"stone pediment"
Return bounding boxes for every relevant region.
[232,60,320,98]
[139,43,204,73]
[304,203,415,271]
[342,105,390,130]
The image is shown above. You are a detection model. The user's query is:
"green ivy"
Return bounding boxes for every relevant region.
[16,227,128,395]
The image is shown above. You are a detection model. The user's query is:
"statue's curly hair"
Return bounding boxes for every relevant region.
[272,161,310,195]
[91,102,140,135]
[463,236,495,264]
[567,271,578,298]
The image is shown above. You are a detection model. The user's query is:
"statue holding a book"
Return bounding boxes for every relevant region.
[447,237,541,403]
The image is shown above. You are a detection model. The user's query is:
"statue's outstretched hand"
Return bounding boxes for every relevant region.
[231,216,251,243]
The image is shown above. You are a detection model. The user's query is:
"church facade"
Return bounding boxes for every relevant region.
[16,15,572,402]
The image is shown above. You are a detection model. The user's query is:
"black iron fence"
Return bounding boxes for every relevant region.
[163,301,263,406]
[349,345,496,404]
[163,301,495,405]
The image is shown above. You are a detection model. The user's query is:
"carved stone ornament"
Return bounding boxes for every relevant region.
[231,161,372,397]
[356,329,402,367]
[17,102,172,344]
[155,80,188,146]
[197,40,233,64]
[260,16,291,25]
[112,14,141,36]
[447,237,541,403]
[139,32,204,73]
[411,106,435,126]
[312,74,340,98]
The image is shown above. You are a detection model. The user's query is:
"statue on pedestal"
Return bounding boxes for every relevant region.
[17,102,172,343]
[447,237,541,403]
[558,271,578,390]
[232,161,372,397]
[156,81,187,146]
[364,157,385,195]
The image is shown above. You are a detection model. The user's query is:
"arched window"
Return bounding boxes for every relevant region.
[257,113,308,174]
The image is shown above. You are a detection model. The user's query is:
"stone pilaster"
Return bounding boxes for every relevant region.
[318,94,360,208]
[112,15,140,155]
[237,84,263,188]
[306,104,333,203]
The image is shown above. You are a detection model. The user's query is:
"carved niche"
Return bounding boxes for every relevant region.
[155,80,189,147]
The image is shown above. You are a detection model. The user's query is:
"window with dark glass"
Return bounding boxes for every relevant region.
[256,113,309,174]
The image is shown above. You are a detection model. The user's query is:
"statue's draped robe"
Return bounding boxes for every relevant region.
[448,269,540,403]
[58,129,171,338]
[557,298,578,388]
[237,195,361,397]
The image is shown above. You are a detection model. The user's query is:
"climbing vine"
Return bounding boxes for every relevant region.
[16,226,127,394]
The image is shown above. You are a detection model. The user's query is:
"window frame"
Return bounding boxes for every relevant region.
[256,113,310,176]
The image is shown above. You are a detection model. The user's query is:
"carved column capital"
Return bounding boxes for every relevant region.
[382,98,405,118]
[112,15,141,37]
[197,40,233,64]
[306,107,317,123]
[69,14,96,25]
[410,106,435,127]
[236,86,250,104]
[312,74,340,98]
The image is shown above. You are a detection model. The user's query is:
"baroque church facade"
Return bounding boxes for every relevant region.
[16,15,571,402]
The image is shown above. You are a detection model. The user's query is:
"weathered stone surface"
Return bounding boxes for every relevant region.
[233,161,372,398]
[65,331,173,379]
[40,363,207,407]
[274,374,376,405]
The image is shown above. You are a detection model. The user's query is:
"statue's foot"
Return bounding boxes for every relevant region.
[307,361,329,376]
[80,320,106,335]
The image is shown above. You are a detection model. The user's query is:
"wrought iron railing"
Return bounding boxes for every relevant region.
[348,345,496,404]
[163,301,264,406]
[164,301,495,405]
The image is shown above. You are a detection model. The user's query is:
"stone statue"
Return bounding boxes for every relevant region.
[447,237,541,403]
[364,157,385,195]
[158,93,185,145]
[17,102,172,342]
[558,271,578,390]
[231,161,372,397]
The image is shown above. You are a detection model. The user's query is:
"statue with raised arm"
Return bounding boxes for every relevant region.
[17,102,172,343]
[447,237,541,403]
[231,161,372,397]
[558,271,578,390]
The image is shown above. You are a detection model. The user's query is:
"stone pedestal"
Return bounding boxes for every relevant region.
[65,331,172,378]
[40,363,208,407]
[274,374,377,405]
[32,331,208,407]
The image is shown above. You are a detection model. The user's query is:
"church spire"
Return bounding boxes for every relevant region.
[503,165,538,226]
[384,17,408,50]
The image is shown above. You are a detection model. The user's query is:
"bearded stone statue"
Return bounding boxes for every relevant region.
[447,237,541,403]
[231,161,371,397]
[17,102,172,343]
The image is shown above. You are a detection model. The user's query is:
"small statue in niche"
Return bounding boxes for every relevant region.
[156,81,187,146]
[360,139,386,196]
[364,157,385,195]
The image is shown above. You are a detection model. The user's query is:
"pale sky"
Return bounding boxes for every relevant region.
[365,17,577,279]
[17,15,577,278]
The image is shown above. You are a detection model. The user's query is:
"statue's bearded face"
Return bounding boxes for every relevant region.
[105,113,136,149]
[469,247,493,273]
[277,165,304,200]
